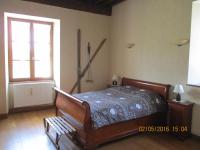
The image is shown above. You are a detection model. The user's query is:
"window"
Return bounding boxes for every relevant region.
[8,17,53,82]
[188,1,200,86]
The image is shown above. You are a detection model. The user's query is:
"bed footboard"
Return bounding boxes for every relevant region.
[54,87,92,146]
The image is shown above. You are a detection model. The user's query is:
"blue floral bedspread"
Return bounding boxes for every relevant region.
[73,86,167,129]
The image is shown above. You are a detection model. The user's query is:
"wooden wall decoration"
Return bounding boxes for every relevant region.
[23,0,126,16]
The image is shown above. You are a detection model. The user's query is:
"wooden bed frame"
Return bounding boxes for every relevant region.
[54,77,170,149]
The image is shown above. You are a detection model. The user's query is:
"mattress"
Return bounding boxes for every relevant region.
[73,86,167,129]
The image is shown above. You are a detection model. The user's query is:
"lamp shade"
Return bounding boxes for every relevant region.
[173,84,184,94]
[112,75,118,81]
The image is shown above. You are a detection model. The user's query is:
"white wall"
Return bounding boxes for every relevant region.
[110,0,200,136]
[0,0,110,113]
[188,1,200,86]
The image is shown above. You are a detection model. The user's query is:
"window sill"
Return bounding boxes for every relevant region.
[186,84,200,88]
[9,80,55,85]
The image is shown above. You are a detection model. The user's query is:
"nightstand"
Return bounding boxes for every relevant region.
[167,100,194,140]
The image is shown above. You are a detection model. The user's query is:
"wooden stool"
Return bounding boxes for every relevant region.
[43,116,77,150]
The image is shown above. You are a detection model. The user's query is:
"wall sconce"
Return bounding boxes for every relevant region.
[127,43,135,49]
[175,39,190,47]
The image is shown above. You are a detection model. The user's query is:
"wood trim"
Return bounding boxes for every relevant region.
[8,18,13,81]
[9,104,55,113]
[9,78,53,83]
[9,80,54,84]
[168,100,194,108]
[50,22,54,80]
[121,77,171,100]
[88,113,166,147]
[8,17,53,25]
[77,29,81,93]
[30,22,34,80]
[7,17,54,82]
[0,113,8,120]
[54,87,84,104]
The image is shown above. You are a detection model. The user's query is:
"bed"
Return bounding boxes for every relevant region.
[54,77,170,149]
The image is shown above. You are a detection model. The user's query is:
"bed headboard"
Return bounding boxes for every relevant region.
[121,77,170,101]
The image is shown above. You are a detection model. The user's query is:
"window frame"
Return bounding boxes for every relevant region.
[8,17,54,82]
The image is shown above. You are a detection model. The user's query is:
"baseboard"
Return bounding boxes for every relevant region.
[192,134,200,139]
[9,104,55,113]
[0,113,8,120]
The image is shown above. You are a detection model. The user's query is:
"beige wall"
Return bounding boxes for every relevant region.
[111,0,200,136]
[1,0,199,136]
[0,0,110,113]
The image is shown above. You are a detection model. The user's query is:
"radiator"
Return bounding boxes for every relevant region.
[12,82,54,108]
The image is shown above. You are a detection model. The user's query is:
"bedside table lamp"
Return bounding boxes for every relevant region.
[112,75,118,86]
[173,84,184,101]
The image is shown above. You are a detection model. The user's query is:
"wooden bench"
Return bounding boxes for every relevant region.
[43,116,77,150]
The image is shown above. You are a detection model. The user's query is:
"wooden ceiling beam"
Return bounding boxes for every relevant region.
[96,0,125,6]
[109,0,125,6]
[97,0,114,4]
[23,0,125,16]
